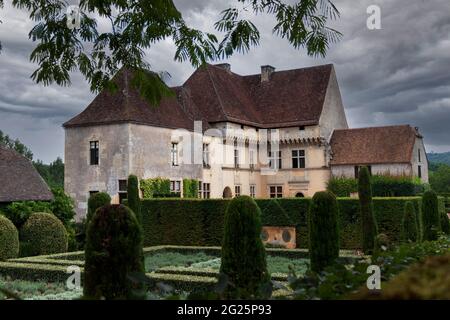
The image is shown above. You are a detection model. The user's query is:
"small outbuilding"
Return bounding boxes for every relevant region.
[0,145,53,204]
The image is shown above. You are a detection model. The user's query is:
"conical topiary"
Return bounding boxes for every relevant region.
[358,166,378,254]
[421,191,441,241]
[440,211,450,235]
[402,201,418,242]
[308,191,340,272]
[84,204,144,300]
[220,196,270,299]
[127,175,142,224]
[86,192,111,226]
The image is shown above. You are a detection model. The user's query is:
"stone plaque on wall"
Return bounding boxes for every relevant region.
[261,226,296,249]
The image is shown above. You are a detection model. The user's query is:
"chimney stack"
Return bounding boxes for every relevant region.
[215,63,231,72]
[261,65,275,82]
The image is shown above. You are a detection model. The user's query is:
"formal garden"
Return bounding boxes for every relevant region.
[0,168,449,300]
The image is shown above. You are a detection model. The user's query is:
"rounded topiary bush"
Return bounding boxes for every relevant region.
[421,191,441,241]
[308,191,340,272]
[20,213,68,256]
[402,201,418,242]
[84,204,144,300]
[86,192,111,226]
[220,196,270,299]
[0,215,19,261]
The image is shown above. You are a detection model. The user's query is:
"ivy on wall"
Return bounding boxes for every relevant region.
[140,178,171,198]
[183,179,199,198]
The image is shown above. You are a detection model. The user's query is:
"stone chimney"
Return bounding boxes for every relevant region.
[261,65,275,82]
[215,63,231,72]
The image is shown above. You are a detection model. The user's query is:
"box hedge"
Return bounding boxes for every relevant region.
[140,197,445,249]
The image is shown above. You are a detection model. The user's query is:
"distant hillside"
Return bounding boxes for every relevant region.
[427,152,450,165]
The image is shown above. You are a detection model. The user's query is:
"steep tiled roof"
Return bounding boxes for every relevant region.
[330,125,419,165]
[64,64,333,129]
[64,69,195,130]
[0,145,54,203]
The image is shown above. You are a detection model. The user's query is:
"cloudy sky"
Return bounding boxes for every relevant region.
[0,0,449,163]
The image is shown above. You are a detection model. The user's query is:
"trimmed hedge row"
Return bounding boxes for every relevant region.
[327,176,424,197]
[141,197,445,249]
[0,261,81,282]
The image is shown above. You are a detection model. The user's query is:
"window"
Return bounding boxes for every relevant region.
[234,140,239,168]
[118,179,127,204]
[90,141,99,165]
[250,185,256,198]
[198,182,211,199]
[418,149,421,162]
[249,150,255,170]
[235,185,241,197]
[299,126,305,131]
[269,186,283,198]
[198,181,203,198]
[292,150,305,169]
[170,180,181,194]
[418,165,422,179]
[89,191,99,197]
[171,143,179,166]
[203,183,211,199]
[203,144,210,168]
[269,150,282,169]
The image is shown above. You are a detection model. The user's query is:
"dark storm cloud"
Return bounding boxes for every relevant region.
[0,0,450,162]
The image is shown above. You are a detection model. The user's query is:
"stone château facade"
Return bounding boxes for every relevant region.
[63,64,428,219]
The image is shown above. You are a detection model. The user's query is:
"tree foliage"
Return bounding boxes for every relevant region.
[10,0,341,105]
[429,164,450,193]
[33,157,65,189]
[0,130,33,160]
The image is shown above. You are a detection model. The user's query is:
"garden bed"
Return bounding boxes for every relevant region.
[0,245,363,295]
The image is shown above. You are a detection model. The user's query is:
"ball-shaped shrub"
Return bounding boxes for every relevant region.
[84,204,144,300]
[86,192,111,226]
[421,191,441,241]
[402,201,418,242]
[20,213,68,256]
[308,191,340,272]
[0,215,19,261]
[220,196,270,299]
